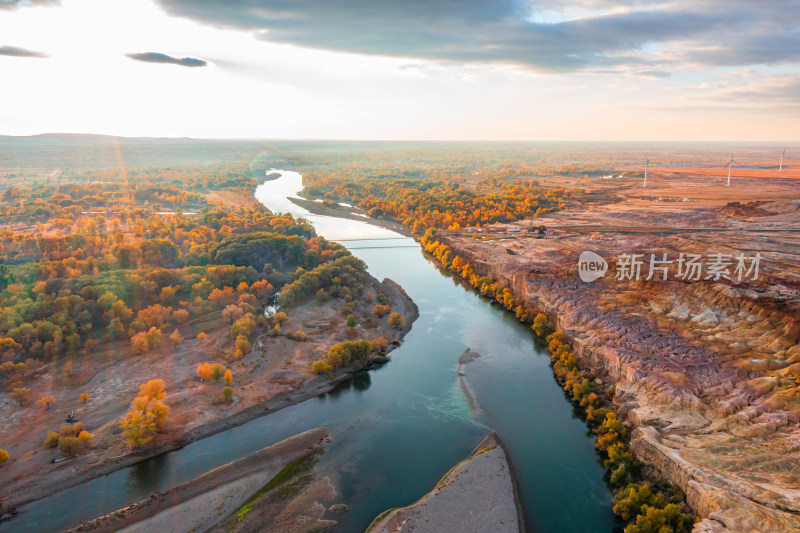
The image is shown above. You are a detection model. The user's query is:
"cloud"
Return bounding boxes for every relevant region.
[154,0,800,74]
[703,76,800,108]
[126,52,207,67]
[661,72,800,114]
[636,70,670,79]
[0,45,47,58]
[0,0,59,10]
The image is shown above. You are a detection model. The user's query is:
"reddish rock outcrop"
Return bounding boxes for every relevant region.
[437,218,800,532]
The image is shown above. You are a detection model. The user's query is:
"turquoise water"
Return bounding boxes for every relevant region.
[1,171,618,532]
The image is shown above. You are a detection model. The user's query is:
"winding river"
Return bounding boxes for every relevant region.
[3,170,619,533]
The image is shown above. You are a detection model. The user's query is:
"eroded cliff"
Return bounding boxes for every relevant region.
[436,204,800,532]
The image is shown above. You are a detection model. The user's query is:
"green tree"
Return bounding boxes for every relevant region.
[222,386,233,402]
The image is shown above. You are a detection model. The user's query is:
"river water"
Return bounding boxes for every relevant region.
[3,170,618,533]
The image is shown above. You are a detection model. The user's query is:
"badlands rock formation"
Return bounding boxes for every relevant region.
[437,199,800,532]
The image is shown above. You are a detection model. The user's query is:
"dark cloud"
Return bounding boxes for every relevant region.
[0,45,47,58]
[126,52,207,67]
[0,0,59,10]
[154,0,800,73]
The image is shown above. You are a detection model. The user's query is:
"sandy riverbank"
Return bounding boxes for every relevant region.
[367,432,524,533]
[288,196,413,237]
[65,427,332,533]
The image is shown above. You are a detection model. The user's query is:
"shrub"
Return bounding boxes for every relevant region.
[288,330,307,341]
[58,436,82,457]
[38,395,56,409]
[626,503,692,533]
[211,363,224,382]
[222,386,233,402]
[373,304,391,317]
[388,312,405,328]
[327,346,343,369]
[43,431,60,448]
[131,331,150,353]
[11,387,30,405]
[172,309,190,323]
[78,430,93,444]
[60,422,84,436]
[370,337,389,352]
[235,335,251,354]
[169,329,183,344]
[613,484,665,522]
[532,313,554,337]
[0,449,8,465]
[311,360,332,374]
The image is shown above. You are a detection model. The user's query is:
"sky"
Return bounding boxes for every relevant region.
[0,0,798,141]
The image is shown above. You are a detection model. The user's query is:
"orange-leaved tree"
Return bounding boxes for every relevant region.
[38,395,56,409]
[388,312,405,328]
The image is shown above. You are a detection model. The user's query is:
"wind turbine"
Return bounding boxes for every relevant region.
[725,153,743,187]
[780,147,786,172]
[643,158,649,188]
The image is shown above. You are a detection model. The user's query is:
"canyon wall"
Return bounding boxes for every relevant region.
[438,234,800,532]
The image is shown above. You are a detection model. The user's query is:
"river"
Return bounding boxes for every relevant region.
[2,170,619,533]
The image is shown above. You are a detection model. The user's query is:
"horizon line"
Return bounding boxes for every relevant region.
[1,132,798,144]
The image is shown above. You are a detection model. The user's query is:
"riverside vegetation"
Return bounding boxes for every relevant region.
[0,162,411,515]
[421,231,694,533]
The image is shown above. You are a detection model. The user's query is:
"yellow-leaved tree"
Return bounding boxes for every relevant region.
[119,379,170,452]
